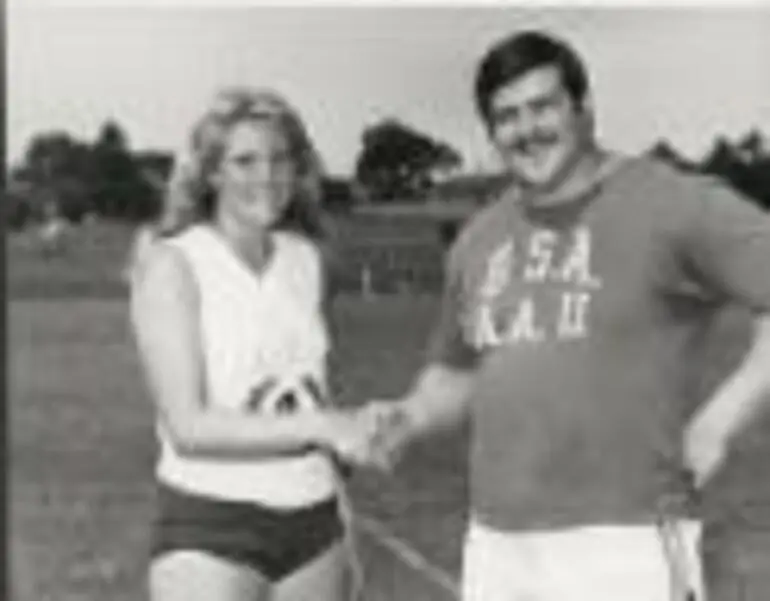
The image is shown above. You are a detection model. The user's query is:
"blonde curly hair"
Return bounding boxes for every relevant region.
[158,87,329,240]
[125,87,337,284]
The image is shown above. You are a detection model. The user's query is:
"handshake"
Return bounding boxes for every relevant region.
[320,400,414,471]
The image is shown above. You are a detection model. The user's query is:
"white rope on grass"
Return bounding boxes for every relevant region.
[334,476,368,601]
[354,513,460,597]
[334,469,460,601]
[656,514,699,601]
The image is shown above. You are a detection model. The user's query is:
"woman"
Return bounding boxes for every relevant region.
[130,87,376,601]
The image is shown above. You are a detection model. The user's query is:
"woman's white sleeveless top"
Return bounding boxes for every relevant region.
[155,224,337,508]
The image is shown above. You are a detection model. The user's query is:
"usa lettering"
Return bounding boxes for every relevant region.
[523,229,558,283]
[558,227,603,288]
[468,227,602,348]
[523,226,602,287]
[479,240,515,300]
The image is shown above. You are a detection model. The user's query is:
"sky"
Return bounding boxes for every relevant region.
[8,3,770,176]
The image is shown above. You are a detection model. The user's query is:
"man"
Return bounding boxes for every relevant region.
[366,30,770,601]
[38,198,68,257]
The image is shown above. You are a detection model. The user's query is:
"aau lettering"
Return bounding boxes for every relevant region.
[468,226,602,349]
[557,291,591,339]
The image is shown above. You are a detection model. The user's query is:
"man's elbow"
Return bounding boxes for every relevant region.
[754,312,770,332]
[750,312,770,357]
[733,313,770,393]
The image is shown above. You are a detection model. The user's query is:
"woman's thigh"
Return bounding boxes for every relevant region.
[272,541,349,601]
[150,550,269,601]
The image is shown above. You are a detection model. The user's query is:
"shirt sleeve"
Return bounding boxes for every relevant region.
[425,242,484,370]
[675,175,770,312]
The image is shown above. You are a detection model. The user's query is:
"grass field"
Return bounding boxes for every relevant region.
[9,223,770,601]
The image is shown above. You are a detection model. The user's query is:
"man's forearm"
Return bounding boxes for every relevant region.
[403,363,476,440]
[688,313,770,449]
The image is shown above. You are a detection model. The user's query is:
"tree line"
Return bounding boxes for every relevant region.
[648,130,770,210]
[7,122,165,228]
[6,119,769,230]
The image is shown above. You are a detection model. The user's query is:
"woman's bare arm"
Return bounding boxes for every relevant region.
[130,242,362,460]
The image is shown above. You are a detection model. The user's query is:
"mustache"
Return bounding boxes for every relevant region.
[511,133,560,153]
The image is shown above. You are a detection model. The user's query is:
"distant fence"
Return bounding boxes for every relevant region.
[333,208,462,295]
[8,212,460,299]
[336,240,446,295]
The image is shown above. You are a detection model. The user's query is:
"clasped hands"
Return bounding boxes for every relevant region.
[321,401,412,471]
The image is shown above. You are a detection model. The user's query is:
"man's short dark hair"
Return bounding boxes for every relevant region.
[474,30,590,124]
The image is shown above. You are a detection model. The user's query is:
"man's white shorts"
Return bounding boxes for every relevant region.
[461,517,706,601]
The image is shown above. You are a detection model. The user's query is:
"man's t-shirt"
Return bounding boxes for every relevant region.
[429,156,770,532]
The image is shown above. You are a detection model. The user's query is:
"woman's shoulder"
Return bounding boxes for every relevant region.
[162,222,210,247]
[131,232,196,290]
[275,229,324,263]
